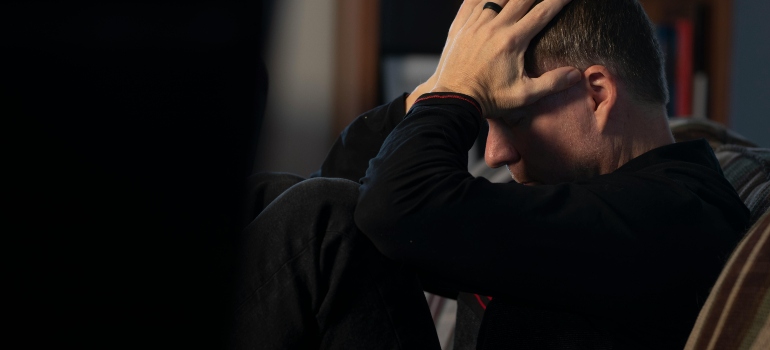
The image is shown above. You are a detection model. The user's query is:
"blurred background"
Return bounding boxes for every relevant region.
[258,0,770,177]
[3,0,768,347]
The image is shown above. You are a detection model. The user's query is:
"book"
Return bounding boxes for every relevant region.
[674,18,694,117]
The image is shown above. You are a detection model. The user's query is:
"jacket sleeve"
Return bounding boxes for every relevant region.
[310,94,408,182]
[354,93,744,315]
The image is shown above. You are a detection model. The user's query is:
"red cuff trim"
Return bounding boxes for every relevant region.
[414,93,482,116]
[474,293,487,310]
[474,293,493,310]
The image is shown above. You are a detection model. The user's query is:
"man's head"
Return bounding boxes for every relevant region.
[525,0,668,105]
[485,0,673,185]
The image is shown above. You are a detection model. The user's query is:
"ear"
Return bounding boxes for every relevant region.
[583,65,617,131]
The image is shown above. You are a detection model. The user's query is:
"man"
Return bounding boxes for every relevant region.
[234,0,749,349]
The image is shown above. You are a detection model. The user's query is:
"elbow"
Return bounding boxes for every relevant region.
[355,183,410,262]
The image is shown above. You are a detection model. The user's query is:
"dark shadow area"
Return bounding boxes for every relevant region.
[3,2,268,347]
[380,0,462,55]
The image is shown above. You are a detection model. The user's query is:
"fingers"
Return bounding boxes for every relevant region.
[468,0,509,25]
[521,66,582,105]
[430,0,575,117]
[468,0,567,45]
[448,0,484,37]
[496,0,536,23]
[511,0,572,43]
[432,0,484,86]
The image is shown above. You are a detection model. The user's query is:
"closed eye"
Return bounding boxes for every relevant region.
[500,109,531,127]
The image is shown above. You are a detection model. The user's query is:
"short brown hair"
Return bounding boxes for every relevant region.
[525,0,668,105]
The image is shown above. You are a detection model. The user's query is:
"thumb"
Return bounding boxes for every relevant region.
[527,67,583,103]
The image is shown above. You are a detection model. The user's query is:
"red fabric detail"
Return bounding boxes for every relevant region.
[474,293,487,310]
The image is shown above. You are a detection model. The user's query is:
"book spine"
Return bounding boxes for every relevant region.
[675,18,694,117]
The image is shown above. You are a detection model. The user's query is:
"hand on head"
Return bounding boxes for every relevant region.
[419,0,581,119]
[406,0,485,111]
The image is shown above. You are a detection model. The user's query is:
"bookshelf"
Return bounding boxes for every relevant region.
[639,0,733,124]
[332,0,736,135]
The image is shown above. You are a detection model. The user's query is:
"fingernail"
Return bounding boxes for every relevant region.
[568,69,582,84]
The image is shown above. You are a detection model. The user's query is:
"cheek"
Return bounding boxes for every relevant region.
[511,132,560,176]
[522,117,565,153]
[521,113,586,168]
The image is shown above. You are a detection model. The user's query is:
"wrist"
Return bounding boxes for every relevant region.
[412,91,482,119]
[429,84,486,115]
[406,81,434,114]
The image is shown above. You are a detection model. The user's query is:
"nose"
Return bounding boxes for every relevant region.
[484,119,521,169]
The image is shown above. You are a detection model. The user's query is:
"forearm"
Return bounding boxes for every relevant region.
[355,93,499,288]
[354,93,647,303]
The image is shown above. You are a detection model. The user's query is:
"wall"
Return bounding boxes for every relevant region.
[255,0,335,176]
[730,0,770,147]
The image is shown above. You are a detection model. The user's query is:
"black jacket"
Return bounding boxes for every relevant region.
[317,93,749,349]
